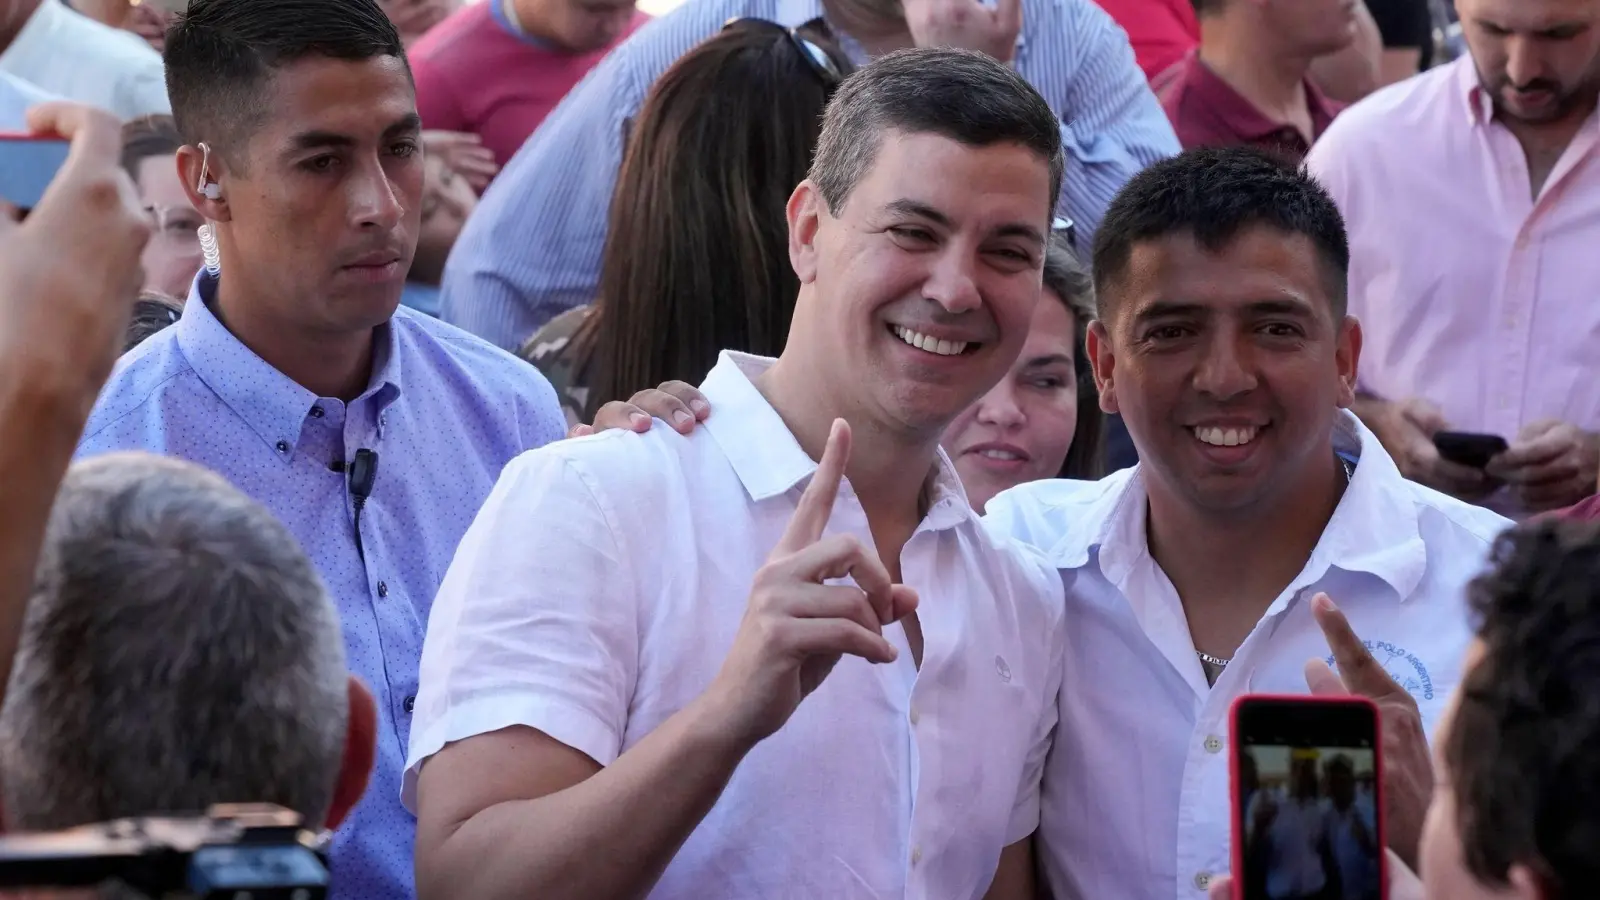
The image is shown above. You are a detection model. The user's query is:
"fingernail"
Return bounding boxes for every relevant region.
[673,409,692,426]
[1314,593,1334,612]
[690,399,710,416]
[884,644,898,661]
[629,412,650,430]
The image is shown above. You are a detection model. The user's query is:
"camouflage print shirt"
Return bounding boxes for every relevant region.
[518,305,593,429]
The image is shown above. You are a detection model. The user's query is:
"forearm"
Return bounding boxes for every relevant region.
[0,362,96,707]
[420,694,752,900]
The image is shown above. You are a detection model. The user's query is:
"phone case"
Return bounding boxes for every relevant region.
[1228,693,1387,900]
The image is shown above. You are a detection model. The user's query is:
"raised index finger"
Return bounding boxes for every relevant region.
[1311,593,1403,699]
[776,418,851,555]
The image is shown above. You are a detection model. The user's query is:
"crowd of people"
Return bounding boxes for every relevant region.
[1,0,1598,897]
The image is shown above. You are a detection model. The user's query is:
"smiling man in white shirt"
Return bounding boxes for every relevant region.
[602,146,1515,900]
[406,48,1068,900]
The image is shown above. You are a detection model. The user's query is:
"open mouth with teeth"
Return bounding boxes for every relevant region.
[891,325,980,357]
[1193,425,1262,447]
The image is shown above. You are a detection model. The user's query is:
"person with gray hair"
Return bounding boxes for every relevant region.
[0,453,376,835]
[410,46,1067,900]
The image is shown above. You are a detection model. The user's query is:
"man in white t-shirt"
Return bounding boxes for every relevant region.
[406,48,1069,900]
[604,146,1512,900]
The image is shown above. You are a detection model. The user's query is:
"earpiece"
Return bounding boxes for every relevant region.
[197,142,223,201]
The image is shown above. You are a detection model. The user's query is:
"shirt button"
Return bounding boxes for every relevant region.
[377,581,389,597]
[1195,871,1211,891]
[1204,734,1223,754]
[909,708,920,726]
[403,695,415,713]
[275,440,289,453]
[910,846,922,866]
[310,406,324,418]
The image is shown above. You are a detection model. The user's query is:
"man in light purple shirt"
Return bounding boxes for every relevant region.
[1307,0,1600,518]
[74,1,566,898]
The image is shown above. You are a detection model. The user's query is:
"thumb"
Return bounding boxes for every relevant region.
[888,584,919,623]
[1400,398,1447,434]
[1304,658,1349,696]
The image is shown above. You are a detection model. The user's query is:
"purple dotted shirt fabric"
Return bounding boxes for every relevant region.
[76,273,566,900]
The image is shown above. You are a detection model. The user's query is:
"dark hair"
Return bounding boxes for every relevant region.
[1041,241,1104,480]
[572,24,852,418]
[120,115,184,179]
[125,292,184,353]
[164,0,406,167]
[808,47,1065,217]
[1450,518,1600,894]
[1090,146,1350,322]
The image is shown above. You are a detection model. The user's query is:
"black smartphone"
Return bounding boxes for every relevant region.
[1433,431,1508,469]
[1229,695,1386,900]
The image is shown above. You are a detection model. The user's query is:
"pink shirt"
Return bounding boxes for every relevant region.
[411,2,648,169]
[1307,57,1600,449]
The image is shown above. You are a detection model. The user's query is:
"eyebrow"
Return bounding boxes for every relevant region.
[1022,352,1074,368]
[286,112,424,153]
[884,198,1047,246]
[1132,297,1317,323]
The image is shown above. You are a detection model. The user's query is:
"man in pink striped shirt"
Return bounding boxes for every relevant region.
[1307,0,1600,518]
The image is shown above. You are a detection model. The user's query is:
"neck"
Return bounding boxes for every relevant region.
[1147,451,1346,625]
[1500,99,1595,159]
[0,0,42,50]
[819,0,911,57]
[506,0,565,49]
[1198,19,1314,121]
[757,354,937,538]
[211,264,376,403]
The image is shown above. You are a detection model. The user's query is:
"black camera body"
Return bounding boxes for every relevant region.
[0,803,329,898]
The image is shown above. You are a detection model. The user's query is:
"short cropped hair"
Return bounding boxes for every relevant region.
[0,454,349,830]
[1090,147,1350,322]
[808,47,1065,217]
[164,0,405,167]
[1450,519,1600,894]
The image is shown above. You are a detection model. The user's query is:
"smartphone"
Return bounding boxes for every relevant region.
[1433,431,1508,469]
[0,135,70,212]
[1230,694,1386,900]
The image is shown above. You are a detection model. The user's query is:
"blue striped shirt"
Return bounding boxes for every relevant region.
[439,0,1180,349]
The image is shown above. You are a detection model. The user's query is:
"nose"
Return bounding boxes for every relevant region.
[923,246,983,315]
[1192,332,1258,400]
[1505,37,1544,88]
[974,379,1026,430]
[348,158,404,231]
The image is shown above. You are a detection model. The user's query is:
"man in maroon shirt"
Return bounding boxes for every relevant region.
[1150,0,1355,160]
[411,0,647,169]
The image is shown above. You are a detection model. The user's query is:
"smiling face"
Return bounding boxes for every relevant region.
[787,129,1054,439]
[941,289,1080,512]
[1090,224,1359,517]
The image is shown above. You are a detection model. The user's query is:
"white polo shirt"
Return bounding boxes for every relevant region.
[407,351,1066,900]
[0,0,169,119]
[982,412,1510,900]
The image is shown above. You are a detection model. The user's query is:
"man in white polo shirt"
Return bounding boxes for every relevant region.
[405,48,1068,900]
[605,147,1513,900]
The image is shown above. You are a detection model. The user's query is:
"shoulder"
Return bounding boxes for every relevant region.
[1312,61,1460,159]
[1397,481,1514,586]
[410,3,491,61]
[496,423,706,522]
[77,331,199,452]
[982,470,1134,562]
[391,309,567,441]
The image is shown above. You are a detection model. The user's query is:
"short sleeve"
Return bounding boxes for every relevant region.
[402,448,638,811]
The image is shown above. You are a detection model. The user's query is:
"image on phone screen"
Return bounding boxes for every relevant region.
[1237,735,1381,899]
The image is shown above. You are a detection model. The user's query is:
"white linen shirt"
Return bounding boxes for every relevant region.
[0,0,168,119]
[983,412,1511,900]
[407,351,1067,900]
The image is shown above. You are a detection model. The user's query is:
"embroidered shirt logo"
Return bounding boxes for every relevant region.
[1326,640,1435,701]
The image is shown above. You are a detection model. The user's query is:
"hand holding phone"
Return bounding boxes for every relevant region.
[1230,694,1386,900]
[1432,431,1508,470]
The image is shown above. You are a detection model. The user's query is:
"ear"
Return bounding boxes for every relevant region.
[1086,319,1119,415]
[1334,314,1362,409]
[175,143,232,224]
[326,675,377,831]
[787,179,824,285]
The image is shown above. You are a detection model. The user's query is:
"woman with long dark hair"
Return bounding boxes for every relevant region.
[520,19,850,425]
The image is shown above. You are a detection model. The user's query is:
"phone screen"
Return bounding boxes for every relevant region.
[0,138,70,211]
[1233,698,1383,900]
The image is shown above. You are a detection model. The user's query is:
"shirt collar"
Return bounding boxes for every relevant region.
[175,272,404,460]
[699,350,974,531]
[1045,411,1429,604]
